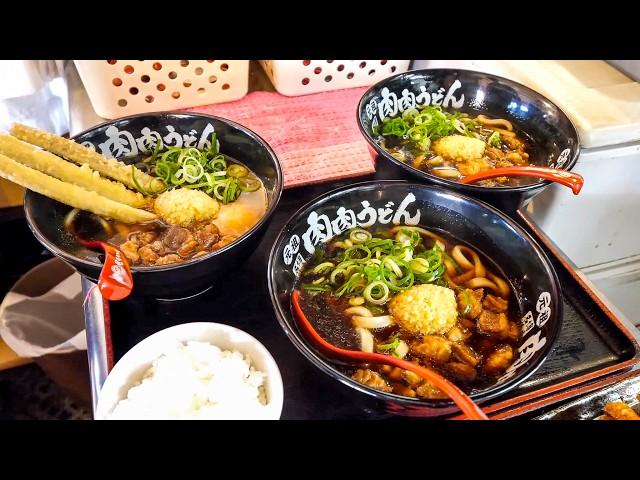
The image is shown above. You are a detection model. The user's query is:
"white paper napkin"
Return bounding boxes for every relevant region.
[0,271,86,358]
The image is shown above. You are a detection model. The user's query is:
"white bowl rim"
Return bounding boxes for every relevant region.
[95,322,284,420]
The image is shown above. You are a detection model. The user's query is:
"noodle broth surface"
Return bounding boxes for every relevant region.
[67,157,267,267]
[376,108,537,187]
[298,226,522,398]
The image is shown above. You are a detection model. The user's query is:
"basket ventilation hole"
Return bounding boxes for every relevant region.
[359,62,367,69]
[347,72,354,79]
[222,83,230,90]
[301,78,310,85]
[314,67,322,74]
[141,75,150,83]
[112,78,122,87]
[324,75,332,82]
[208,75,217,83]
[326,59,334,63]
[153,62,162,71]
[117,99,127,107]
[207,60,215,63]
[390,66,397,73]
[145,95,154,103]
[198,87,206,94]
[302,60,311,66]
[157,83,166,91]
[171,91,181,99]
[183,80,192,88]
[107,60,117,65]
[129,87,139,95]
[195,67,204,75]
[380,60,388,65]
[337,64,345,72]
[124,65,134,74]
[180,60,190,67]
[368,69,376,76]
[168,71,177,79]
[220,63,229,71]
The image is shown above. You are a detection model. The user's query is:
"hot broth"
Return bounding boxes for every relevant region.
[298,225,521,399]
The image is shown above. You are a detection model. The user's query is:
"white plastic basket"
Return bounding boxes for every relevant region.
[260,60,411,96]
[74,60,250,119]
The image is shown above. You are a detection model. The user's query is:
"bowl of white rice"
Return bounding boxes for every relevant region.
[95,322,283,420]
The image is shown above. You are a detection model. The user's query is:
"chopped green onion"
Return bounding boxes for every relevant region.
[462,289,472,317]
[349,228,372,244]
[488,131,502,147]
[313,262,335,274]
[134,131,261,203]
[301,283,332,294]
[344,245,372,263]
[381,117,409,137]
[402,108,419,123]
[227,164,249,178]
[376,333,400,353]
[363,280,390,305]
[410,257,431,274]
[238,177,261,192]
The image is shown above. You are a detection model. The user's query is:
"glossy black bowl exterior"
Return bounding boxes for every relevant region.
[268,181,562,417]
[25,113,283,299]
[357,69,580,214]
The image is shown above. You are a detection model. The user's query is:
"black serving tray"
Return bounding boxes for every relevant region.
[535,371,640,420]
[89,158,640,419]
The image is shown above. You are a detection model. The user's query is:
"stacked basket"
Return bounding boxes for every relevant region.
[74,60,412,118]
[260,60,411,96]
[74,60,250,119]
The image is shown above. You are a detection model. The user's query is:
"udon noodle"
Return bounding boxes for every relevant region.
[375,106,534,187]
[298,225,521,399]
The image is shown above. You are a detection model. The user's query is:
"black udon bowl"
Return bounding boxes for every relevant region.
[357,69,581,214]
[268,181,562,417]
[24,113,283,299]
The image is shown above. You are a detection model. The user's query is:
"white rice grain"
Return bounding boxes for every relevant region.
[108,341,268,419]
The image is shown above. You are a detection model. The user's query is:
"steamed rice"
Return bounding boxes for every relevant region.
[107,341,268,419]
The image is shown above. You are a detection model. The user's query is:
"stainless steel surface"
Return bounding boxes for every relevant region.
[535,371,640,420]
[519,210,640,345]
[81,277,108,415]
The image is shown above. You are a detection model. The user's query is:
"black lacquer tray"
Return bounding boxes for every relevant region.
[83,159,640,419]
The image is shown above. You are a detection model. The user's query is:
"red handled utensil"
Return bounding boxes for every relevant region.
[79,240,133,301]
[460,166,584,195]
[291,290,488,420]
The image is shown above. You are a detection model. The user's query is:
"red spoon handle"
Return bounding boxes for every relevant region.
[80,240,133,301]
[98,242,133,301]
[291,290,488,420]
[460,166,584,195]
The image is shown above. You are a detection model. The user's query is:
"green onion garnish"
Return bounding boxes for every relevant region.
[131,132,260,203]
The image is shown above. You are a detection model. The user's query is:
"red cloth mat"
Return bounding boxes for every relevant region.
[185,88,376,188]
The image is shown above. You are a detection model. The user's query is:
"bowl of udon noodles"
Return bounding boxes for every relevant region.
[357,69,580,213]
[21,113,283,298]
[268,181,562,417]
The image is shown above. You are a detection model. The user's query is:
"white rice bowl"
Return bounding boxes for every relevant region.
[96,323,283,420]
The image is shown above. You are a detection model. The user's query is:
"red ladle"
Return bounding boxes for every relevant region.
[80,240,133,301]
[460,166,584,194]
[291,290,488,420]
